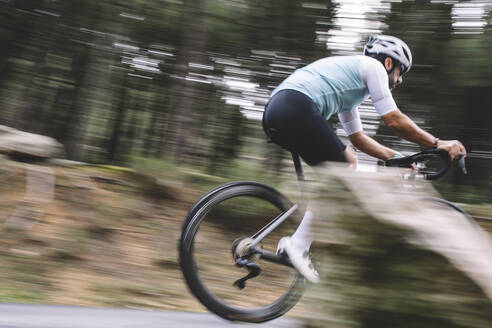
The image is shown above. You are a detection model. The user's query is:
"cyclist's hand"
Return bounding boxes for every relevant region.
[437,140,467,160]
[397,154,417,170]
[345,146,357,170]
[391,152,416,170]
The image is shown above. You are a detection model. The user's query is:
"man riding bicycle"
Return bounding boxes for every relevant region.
[262,35,467,283]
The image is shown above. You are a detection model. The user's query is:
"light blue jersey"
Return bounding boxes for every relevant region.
[271,56,370,120]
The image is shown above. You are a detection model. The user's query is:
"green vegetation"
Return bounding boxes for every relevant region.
[0,0,491,319]
[0,158,288,310]
[0,284,45,303]
[0,0,489,203]
[0,156,491,314]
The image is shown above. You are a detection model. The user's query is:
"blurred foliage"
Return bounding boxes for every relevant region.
[0,159,296,309]
[303,165,492,328]
[0,0,491,203]
[0,283,44,303]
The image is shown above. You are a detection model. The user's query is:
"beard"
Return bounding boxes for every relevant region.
[388,73,399,90]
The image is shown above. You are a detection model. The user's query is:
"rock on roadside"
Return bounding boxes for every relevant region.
[0,125,64,160]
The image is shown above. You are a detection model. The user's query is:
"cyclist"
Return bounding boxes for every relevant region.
[262,35,467,283]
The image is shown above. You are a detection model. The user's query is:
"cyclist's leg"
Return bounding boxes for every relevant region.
[263,89,348,282]
[290,207,314,249]
[263,89,348,166]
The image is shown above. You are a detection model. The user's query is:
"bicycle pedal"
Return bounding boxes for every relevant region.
[233,280,246,290]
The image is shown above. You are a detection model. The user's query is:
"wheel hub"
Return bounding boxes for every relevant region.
[232,237,255,259]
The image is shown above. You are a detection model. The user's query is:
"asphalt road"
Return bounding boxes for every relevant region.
[0,303,300,328]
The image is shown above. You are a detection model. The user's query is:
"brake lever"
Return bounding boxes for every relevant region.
[458,156,467,174]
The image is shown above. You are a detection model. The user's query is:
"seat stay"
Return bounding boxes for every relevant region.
[250,203,299,247]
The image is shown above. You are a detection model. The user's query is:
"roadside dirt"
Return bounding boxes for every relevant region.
[0,160,490,316]
[0,162,204,312]
[0,161,309,317]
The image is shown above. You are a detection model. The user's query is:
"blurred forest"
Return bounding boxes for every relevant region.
[0,0,491,202]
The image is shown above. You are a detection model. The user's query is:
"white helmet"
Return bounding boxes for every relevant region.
[364,35,412,75]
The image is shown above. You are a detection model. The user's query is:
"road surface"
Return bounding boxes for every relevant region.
[0,303,300,328]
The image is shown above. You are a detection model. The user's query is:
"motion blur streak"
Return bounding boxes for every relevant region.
[0,1,490,199]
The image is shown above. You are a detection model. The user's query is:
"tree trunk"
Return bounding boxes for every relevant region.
[165,0,207,164]
[106,74,128,163]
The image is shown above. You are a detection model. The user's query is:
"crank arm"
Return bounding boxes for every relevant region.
[233,258,261,289]
[233,247,295,289]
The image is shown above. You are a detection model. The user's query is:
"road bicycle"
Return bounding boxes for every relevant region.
[179,148,469,323]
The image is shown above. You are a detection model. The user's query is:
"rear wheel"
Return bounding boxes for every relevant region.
[179,181,305,323]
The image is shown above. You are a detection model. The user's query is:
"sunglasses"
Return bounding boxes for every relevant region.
[399,63,409,76]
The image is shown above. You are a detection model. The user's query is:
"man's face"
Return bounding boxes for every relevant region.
[388,64,403,90]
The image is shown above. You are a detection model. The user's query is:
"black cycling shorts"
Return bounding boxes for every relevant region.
[262,89,347,166]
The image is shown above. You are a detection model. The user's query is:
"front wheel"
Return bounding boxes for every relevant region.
[179,181,305,323]
[426,197,476,224]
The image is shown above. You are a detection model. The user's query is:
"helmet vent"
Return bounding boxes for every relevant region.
[402,47,410,60]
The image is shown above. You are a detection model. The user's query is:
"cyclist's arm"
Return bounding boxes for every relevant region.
[362,57,466,160]
[381,109,435,147]
[361,57,398,117]
[338,108,400,160]
[382,109,467,159]
[348,131,396,160]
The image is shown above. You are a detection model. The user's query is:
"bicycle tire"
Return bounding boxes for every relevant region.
[425,196,490,237]
[179,181,305,323]
[425,197,477,224]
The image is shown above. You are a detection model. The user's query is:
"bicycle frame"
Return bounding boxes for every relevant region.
[179,147,471,323]
[250,203,299,247]
[246,149,466,266]
[244,153,306,261]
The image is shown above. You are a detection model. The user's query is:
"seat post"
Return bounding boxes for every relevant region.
[291,152,304,181]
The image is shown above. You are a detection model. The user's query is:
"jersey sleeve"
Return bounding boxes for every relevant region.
[360,58,397,116]
[338,107,362,136]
